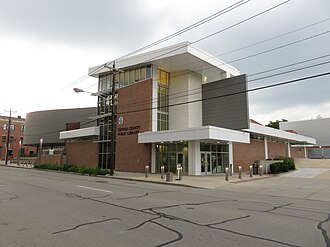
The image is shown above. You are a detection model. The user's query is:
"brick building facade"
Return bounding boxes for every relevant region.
[0,116,36,160]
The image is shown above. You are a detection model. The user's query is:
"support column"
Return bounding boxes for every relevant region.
[151,66,158,132]
[229,142,234,174]
[304,146,307,158]
[264,136,269,160]
[151,144,156,173]
[188,141,201,175]
[287,142,291,158]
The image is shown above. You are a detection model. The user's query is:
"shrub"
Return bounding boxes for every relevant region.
[277,162,284,172]
[34,163,110,176]
[282,163,289,172]
[34,163,59,170]
[61,164,75,172]
[269,163,278,174]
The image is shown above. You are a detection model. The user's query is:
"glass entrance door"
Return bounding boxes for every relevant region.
[176,152,185,173]
[201,152,211,175]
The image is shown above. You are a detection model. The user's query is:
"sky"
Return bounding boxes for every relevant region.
[0,0,329,125]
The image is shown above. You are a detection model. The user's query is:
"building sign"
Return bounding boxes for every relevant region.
[118,125,141,136]
[118,116,124,125]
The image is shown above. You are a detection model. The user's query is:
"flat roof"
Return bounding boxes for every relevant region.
[60,126,100,140]
[138,125,250,144]
[89,42,240,81]
[243,123,316,144]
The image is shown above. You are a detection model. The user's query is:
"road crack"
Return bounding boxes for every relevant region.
[317,214,330,246]
[52,218,121,235]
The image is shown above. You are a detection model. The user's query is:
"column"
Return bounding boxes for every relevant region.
[188,141,201,175]
[228,142,234,174]
[151,144,156,173]
[287,142,291,158]
[304,146,307,158]
[264,136,269,160]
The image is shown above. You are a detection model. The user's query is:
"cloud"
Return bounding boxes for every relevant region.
[0,0,329,122]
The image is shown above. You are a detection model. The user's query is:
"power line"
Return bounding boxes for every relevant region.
[63,0,249,90]
[116,71,330,116]
[217,17,330,57]
[192,0,291,45]
[249,54,330,77]
[116,59,330,111]
[82,0,294,91]
[126,0,292,70]
[24,71,330,138]
[115,0,250,61]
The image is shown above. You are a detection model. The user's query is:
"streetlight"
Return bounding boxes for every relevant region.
[39,138,43,164]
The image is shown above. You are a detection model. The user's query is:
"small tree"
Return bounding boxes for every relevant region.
[266,119,288,129]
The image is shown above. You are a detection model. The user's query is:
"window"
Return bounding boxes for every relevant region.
[10,124,15,130]
[2,136,6,143]
[157,69,169,131]
[9,136,14,143]
[21,125,25,132]
[3,124,7,130]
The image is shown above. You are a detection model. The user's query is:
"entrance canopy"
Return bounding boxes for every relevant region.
[138,125,250,144]
[243,123,316,144]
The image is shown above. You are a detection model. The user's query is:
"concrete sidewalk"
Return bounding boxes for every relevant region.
[111,171,274,189]
[0,160,273,189]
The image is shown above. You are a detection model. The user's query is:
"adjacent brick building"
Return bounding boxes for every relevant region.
[0,115,36,160]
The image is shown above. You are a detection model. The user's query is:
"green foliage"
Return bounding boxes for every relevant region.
[266,119,288,129]
[282,163,289,172]
[269,160,292,174]
[269,163,278,174]
[34,163,59,170]
[34,163,110,176]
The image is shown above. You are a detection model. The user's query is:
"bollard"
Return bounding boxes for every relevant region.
[249,165,253,178]
[238,166,242,179]
[145,165,149,178]
[259,165,263,176]
[177,165,182,181]
[229,164,233,176]
[225,167,229,181]
[160,166,165,179]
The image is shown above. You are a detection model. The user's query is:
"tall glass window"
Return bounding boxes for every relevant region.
[97,65,152,169]
[157,69,169,131]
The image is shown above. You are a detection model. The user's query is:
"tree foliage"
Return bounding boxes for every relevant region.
[266,119,288,129]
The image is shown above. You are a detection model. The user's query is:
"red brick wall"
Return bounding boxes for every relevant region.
[268,142,287,158]
[233,140,291,172]
[233,140,265,172]
[116,79,153,172]
[40,154,63,166]
[66,141,98,168]
[0,117,37,160]
[290,147,306,158]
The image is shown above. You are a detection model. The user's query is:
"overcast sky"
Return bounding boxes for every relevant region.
[0,0,329,124]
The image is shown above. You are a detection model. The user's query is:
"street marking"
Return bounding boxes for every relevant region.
[76,185,113,194]
[0,185,5,187]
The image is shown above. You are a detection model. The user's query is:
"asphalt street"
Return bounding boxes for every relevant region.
[0,166,329,247]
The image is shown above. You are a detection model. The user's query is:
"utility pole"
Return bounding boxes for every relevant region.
[111,61,116,175]
[104,61,123,175]
[4,108,17,165]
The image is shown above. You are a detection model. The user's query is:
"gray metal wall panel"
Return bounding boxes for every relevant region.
[308,148,330,159]
[202,74,249,130]
[24,107,97,145]
[280,118,330,146]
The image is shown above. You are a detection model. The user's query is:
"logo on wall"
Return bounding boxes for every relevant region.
[118,116,124,125]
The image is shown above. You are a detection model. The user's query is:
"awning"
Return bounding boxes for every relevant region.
[138,125,250,144]
[243,123,316,144]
